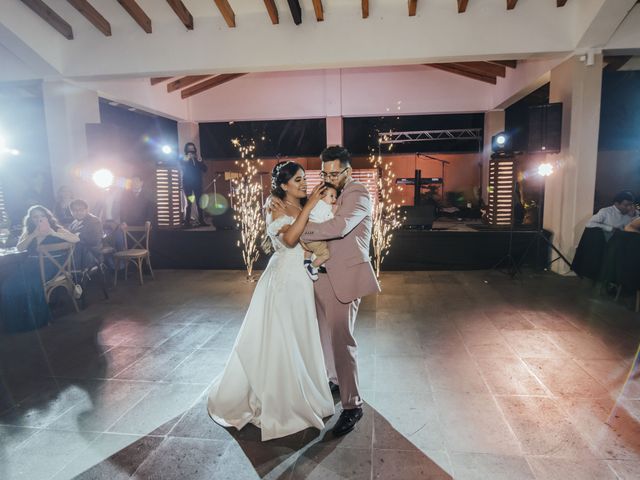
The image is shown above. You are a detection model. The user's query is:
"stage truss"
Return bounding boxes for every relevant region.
[378,129,482,145]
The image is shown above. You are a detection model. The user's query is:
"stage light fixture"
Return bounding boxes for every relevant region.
[491,131,512,154]
[92,169,114,189]
[538,163,554,177]
[161,145,173,155]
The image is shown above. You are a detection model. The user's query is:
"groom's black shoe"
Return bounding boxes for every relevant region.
[332,407,363,437]
[329,381,340,394]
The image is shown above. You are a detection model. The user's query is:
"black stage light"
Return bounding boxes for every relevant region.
[491,131,511,154]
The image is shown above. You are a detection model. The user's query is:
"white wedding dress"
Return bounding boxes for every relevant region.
[207,214,335,441]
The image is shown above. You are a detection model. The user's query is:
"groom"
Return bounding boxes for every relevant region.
[301,146,380,436]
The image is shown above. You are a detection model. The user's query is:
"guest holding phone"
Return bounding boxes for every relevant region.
[1,205,79,332]
[181,142,208,227]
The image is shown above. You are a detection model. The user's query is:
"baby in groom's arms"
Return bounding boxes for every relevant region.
[301,182,339,281]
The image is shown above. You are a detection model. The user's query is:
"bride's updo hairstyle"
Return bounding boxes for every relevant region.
[270,161,304,199]
[262,161,306,255]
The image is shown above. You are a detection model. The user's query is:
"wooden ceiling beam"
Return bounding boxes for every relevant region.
[166,0,194,30]
[117,0,152,33]
[409,0,417,16]
[312,0,324,22]
[287,0,302,25]
[19,0,74,39]
[452,61,506,77]
[506,0,518,10]
[263,0,279,24]
[181,73,247,99]
[150,77,173,86]
[167,75,212,93]
[67,0,111,36]
[488,60,517,69]
[213,0,236,28]
[362,0,369,19]
[428,64,497,84]
[457,0,469,13]
[557,0,568,6]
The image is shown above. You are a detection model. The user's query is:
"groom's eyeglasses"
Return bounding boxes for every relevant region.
[320,167,349,180]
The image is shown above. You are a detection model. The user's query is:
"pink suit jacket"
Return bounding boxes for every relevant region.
[302,179,381,304]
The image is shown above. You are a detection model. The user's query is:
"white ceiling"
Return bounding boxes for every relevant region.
[0,0,638,81]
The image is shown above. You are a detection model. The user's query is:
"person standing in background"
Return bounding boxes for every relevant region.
[180,142,207,227]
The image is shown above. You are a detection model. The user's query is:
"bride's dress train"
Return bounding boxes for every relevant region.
[207,214,334,441]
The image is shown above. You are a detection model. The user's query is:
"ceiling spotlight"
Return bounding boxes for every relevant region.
[92,169,114,189]
[161,145,173,155]
[538,163,554,177]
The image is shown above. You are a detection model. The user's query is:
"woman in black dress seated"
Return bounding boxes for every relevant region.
[0,206,79,332]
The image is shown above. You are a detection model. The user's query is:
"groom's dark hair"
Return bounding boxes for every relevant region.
[320,146,351,168]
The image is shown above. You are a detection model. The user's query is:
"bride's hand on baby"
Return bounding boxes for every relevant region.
[307,183,326,208]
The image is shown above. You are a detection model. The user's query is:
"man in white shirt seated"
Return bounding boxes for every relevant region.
[587,191,637,233]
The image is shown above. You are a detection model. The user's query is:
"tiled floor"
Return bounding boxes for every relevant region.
[1,269,639,479]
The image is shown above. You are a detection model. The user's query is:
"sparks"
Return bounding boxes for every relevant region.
[231,139,264,280]
[370,154,405,279]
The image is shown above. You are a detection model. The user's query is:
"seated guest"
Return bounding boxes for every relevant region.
[54,186,75,227]
[119,175,155,226]
[68,199,103,270]
[0,206,79,332]
[586,191,637,233]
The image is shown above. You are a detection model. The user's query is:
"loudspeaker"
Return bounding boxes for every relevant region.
[400,205,438,229]
[527,103,562,153]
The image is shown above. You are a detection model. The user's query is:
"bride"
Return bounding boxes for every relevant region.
[207,161,334,441]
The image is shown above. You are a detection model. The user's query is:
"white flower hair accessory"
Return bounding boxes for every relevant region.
[271,161,291,190]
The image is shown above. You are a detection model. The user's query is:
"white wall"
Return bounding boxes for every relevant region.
[72,78,189,121]
[0,44,40,82]
[605,3,640,51]
[491,58,566,110]
[186,65,497,122]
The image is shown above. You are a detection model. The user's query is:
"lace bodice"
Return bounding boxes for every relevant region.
[266,213,297,253]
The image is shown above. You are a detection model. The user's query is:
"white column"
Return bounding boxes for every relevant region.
[482,110,505,204]
[326,116,343,146]
[324,69,343,147]
[42,80,100,202]
[544,54,604,274]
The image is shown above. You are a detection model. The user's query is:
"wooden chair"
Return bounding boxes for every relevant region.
[37,241,79,313]
[113,222,154,286]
